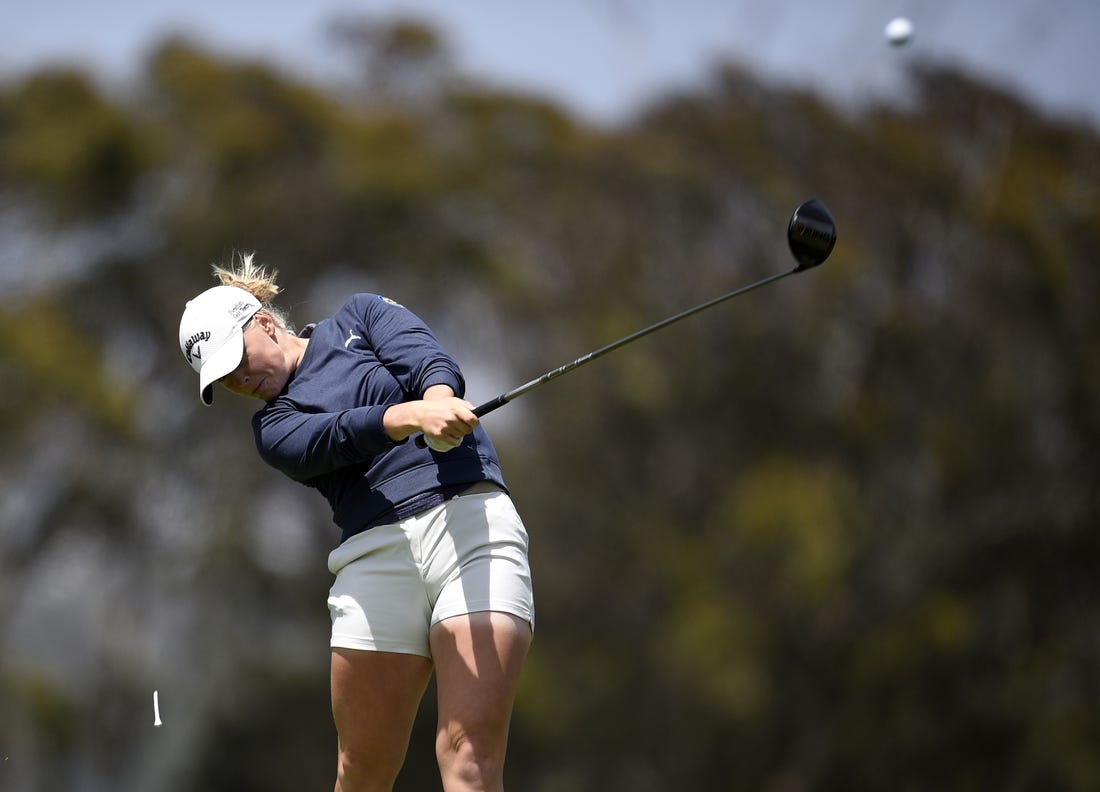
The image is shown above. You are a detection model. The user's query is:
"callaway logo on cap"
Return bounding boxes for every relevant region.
[178,285,261,405]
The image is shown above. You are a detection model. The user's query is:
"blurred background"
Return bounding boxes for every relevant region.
[1,1,1098,790]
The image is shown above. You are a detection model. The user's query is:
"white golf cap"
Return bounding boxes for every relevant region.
[179,285,261,405]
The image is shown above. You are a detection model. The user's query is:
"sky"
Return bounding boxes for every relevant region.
[1,0,1099,130]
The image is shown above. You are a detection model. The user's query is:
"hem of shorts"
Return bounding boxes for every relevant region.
[431,602,535,633]
[330,635,431,658]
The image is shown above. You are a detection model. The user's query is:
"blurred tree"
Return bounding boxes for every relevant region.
[328,15,453,108]
[0,69,148,218]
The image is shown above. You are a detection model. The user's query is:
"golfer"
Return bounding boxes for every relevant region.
[178,253,534,791]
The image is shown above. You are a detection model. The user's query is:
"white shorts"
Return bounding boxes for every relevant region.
[327,484,534,658]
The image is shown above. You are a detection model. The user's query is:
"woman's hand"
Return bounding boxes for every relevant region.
[383,386,478,451]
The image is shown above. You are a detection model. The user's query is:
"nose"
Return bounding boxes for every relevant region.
[220,364,251,394]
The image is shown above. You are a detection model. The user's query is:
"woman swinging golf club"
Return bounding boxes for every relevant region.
[178,253,534,792]
[176,199,834,790]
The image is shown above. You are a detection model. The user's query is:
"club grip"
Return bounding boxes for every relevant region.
[473,395,508,417]
[413,393,510,448]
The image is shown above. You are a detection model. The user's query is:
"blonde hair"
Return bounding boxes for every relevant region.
[211,251,295,332]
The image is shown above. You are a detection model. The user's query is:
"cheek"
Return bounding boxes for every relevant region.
[256,351,291,394]
[256,347,285,378]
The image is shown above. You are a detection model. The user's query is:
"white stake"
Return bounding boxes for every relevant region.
[153,690,163,727]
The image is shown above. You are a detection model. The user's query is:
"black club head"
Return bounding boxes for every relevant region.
[788,199,837,272]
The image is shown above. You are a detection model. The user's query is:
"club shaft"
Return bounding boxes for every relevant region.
[473,266,798,417]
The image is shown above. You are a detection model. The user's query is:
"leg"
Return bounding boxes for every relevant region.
[331,648,434,792]
[430,612,532,791]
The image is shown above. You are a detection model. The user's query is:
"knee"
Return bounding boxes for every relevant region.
[436,722,506,787]
[336,745,403,792]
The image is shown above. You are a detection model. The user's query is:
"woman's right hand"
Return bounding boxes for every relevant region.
[383,393,478,451]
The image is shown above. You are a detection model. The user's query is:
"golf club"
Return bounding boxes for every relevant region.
[416,198,836,447]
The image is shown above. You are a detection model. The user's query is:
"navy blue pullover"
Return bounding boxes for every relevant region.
[251,293,506,544]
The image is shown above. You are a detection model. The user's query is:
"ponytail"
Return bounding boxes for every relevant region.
[211,251,294,332]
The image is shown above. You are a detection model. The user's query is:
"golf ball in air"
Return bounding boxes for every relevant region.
[885,17,914,47]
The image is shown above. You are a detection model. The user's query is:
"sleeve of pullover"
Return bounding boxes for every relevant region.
[360,294,466,398]
[251,294,467,482]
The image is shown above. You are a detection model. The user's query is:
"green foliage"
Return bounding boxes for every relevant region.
[0,69,148,217]
[727,457,858,600]
[2,21,1099,792]
[0,298,137,433]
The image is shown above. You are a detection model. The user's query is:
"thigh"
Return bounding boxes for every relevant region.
[331,648,434,784]
[430,612,532,741]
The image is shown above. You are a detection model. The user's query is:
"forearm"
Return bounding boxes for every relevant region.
[422,383,455,401]
[256,405,393,480]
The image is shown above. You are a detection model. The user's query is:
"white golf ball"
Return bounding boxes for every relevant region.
[885,17,914,47]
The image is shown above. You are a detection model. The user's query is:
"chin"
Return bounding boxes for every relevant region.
[259,382,283,401]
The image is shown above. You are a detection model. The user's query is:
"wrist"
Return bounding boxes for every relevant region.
[382,402,419,441]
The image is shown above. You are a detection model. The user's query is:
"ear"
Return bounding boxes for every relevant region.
[253,311,279,339]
